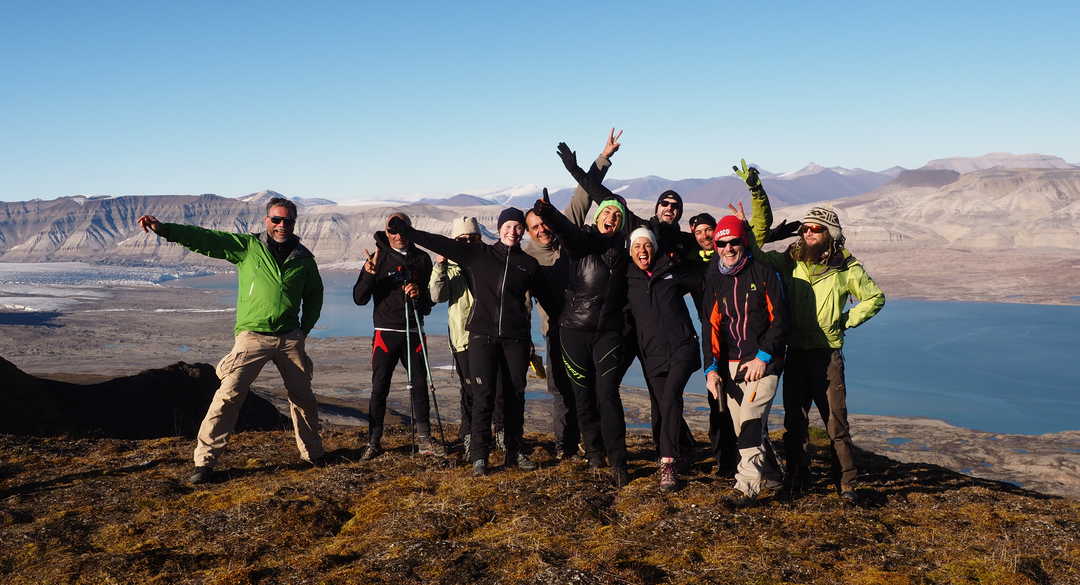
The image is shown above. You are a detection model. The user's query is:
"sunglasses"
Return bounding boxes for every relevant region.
[657,200,680,209]
[716,238,743,248]
[268,216,296,225]
[801,224,826,234]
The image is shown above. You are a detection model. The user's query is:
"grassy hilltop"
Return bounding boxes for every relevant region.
[2,425,1078,585]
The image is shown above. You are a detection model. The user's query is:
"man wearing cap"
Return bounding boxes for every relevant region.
[137,198,325,485]
[391,208,552,476]
[739,162,886,504]
[525,128,621,461]
[353,212,439,460]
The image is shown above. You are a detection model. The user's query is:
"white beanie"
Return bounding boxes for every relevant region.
[451,216,480,238]
[629,227,657,250]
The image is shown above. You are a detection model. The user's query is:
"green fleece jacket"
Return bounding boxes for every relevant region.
[160,223,324,336]
[428,259,472,353]
[749,195,884,350]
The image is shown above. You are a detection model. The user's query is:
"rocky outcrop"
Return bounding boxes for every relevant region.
[0,356,286,438]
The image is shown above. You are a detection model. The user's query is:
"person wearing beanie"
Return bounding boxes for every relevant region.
[429,216,505,460]
[387,209,555,477]
[738,158,885,505]
[531,187,631,488]
[624,226,703,490]
[701,214,789,507]
[353,212,441,460]
[524,128,621,462]
[688,212,717,257]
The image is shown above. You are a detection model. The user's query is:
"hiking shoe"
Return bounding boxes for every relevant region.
[494,430,506,452]
[658,461,678,491]
[587,454,608,469]
[188,466,213,485]
[472,459,488,477]
[840,490,860,506]
[614,466,630,489]
[417,437,446,457]
[359,444,383,461]
[513,452,537,471]
[727,493,759,509]
[306,455,326,468]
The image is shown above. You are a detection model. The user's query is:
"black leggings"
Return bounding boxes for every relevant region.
[644,359,696,460]
[546,327,580,453]
[369,329,430,445]
[561,328,627,468]
[466,335,527,462]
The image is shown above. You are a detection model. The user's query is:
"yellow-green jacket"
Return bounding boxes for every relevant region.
[749,195,885,350]
[429,259,472,353]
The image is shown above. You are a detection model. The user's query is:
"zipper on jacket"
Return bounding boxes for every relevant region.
[497,248,510,336]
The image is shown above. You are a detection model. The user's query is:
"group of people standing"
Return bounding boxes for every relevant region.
[136,128,885,507]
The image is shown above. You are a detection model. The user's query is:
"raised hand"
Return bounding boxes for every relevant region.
[727,201,747,222]
[533,188,554,216]
[732,158,761,189]
[363,248,379,274]
[601,128,623,158]
[556,142,578,170]
[137,215,162,234]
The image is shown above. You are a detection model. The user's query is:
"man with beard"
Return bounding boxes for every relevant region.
[740,161,886,504]
[353,212,440,460]
[524,128,621,461]
[137,198,324,485]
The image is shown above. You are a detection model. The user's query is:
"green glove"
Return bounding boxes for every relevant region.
[732,158,764,194]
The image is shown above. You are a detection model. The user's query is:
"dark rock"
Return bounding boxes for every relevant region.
[0,356,286,438]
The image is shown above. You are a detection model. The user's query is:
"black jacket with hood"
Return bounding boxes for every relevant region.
[352,231,434,330]
[404,227,550,342]
[626,253,701,375]
[535,200,628,333]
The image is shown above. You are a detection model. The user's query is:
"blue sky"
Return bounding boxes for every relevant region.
[2,0,1078,202]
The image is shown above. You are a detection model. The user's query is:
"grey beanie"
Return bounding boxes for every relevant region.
[802,206,843,239]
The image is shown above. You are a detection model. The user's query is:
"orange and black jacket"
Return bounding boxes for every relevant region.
[700,253,789,382]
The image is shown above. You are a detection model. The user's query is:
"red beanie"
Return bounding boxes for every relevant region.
[714,215,746,240]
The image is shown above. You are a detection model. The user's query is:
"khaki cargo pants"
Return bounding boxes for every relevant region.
[194,329,324,467]
[724,363,783,497]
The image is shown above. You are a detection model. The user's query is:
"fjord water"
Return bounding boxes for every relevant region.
[180,272,1080,435]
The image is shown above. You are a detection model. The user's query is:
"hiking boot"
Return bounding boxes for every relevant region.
[840,489,860,506]
[658,461,678,491]
[305,455,326,468]
[587,454,608,469]
[512,452,537,471]
[417,437,446,457]
[359,444,383,461]
[472,459,488,477]
[614,465,630,489]
[188,466,214,485]
[727,492,759,509]
[493,430,506,452]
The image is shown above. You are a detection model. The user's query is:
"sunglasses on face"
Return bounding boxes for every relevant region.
[268,216,296,225]
[716,238,743,248]
[801,224,826,234]
[657,200,680,209]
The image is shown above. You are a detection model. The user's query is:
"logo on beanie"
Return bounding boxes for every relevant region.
[716,228,731,237]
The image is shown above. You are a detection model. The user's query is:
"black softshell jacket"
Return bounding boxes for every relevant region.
[625,254,701,375]
[700,254,790,381]
[352,231,433,330]
[536,203,628,332]
[407,229,549,342]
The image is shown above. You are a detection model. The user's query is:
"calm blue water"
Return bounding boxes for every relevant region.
[177,272,1080,435]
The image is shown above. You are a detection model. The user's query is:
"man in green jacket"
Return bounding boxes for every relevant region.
[736,162,885,504]
[138,197,325,485]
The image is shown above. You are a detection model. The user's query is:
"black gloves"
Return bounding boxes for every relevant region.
[556,142,578,171]
[532,188,554,217]
[386,216,410,235]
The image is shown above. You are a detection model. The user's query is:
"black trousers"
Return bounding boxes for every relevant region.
[643,359,696,460]
[561,328,627,468]
[466,335,527,462]
[620,334,695,462]
[369,329,430,445]
[546,327,580,454]
[453,349,504,442]
[708,391,740,472]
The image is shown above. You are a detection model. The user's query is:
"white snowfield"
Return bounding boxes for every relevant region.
[0,262,213,313]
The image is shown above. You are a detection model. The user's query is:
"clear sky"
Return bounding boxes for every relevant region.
[2,0,1078,202]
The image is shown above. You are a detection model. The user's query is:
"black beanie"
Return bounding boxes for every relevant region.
[497,207,526,230]
[688,212,716,229]
[655,190,683,222]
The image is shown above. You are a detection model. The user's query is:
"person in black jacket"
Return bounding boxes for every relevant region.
[387,208,551,477]
[701,215,789,507]
[353,213,439,460]
[532,190,631,488]
[625,227,702,491]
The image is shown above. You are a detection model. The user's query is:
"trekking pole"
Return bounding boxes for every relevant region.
[404,294,417,454]
[411,299,447,447]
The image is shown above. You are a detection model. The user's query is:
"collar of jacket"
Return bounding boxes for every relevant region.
[523,237,560,263]
[257,231,312,263]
